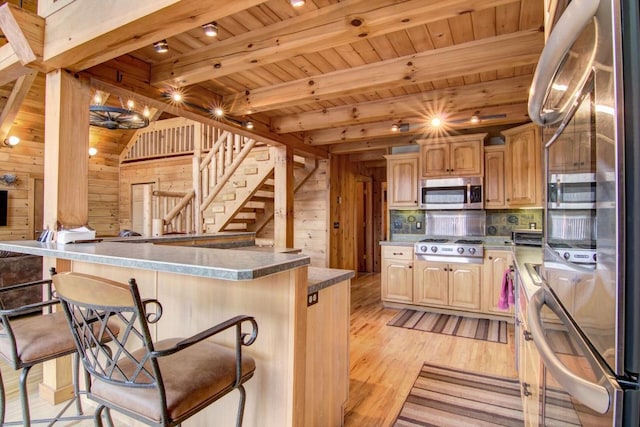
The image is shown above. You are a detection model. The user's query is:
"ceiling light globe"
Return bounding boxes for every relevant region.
[391,124,399,132]
[290,0,305,7]
[470,115,480,124]
[154,40,169,53]
[430,117,442,127]
[213,107,225,117]
[171,92,183,102]
[244,121,254,130]
[203,22,218,37]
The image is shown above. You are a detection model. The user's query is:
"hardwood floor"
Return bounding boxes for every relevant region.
[1,272,517,426]
[344,273,517,427]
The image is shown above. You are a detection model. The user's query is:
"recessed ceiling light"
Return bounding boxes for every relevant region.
[153,40,169,53]
[213,107,225,117]
[430,116,442,127]
[3,135,20,146]
[202,22,218,37]
[171,91,183,102]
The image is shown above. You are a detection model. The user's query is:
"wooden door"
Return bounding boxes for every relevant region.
[413,260,448,306]
[355,177,373,273]
[420,143,450,178]
[449,140,482,176]
[131,183,154,235]
[449,263,481,311]
[484,147,506,209]
[33,178,44,239]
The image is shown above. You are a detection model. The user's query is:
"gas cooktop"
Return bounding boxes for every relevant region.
[414,237,484,262]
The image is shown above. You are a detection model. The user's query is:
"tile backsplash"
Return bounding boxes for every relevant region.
[485,209,543,236]
[389,210,426,240]
[389,209,543,239]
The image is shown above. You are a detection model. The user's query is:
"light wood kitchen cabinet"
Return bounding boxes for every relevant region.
[385,153,419,208]
[517,280,541,427]
[413,260,481,311]
[548,130,595,173]
[483,146,507,209]
[418,134,485,178]
[381,245,414,303]
[413,260,448,306]
[502,123,543,208]
[482,249,514,316]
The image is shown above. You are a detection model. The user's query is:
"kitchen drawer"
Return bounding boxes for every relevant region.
[382,246,414,260]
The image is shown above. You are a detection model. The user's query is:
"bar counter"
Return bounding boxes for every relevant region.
[0,239,351,427]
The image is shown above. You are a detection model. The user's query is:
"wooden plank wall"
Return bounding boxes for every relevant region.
[0,74,45,241]
[118,156,193,231]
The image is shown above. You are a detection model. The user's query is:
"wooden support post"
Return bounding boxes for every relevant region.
[273,146,294,249]
[42,69,90,404]
[193,124,202,233]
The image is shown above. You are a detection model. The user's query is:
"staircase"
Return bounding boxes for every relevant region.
[120,118,317,238]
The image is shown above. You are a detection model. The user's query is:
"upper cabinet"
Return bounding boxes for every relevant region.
[484,146,507,209]
[547,130,595,173]
[502,123,543,208]
[418,134,485,178]
[385,153,419,208]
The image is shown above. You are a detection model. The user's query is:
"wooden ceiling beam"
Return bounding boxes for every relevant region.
[311,103,529,145]
[329,136,419,154]
[42,0,268,71]
[150,0,519,87]
[86,78,328,159]
[272,75,532,134]
[0,70,37,141]
[0,3,45,85]
[223,29,544,115]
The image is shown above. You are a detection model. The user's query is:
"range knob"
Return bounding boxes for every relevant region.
[457,247,465,254]
[420,245,428,253]
[430,246,438,253]
[563,252,571,260]
[468,247,476,255]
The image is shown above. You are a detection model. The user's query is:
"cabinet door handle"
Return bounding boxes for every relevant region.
[523,330,533,341]
[393,252,403,255]
[488,256,493,260]
[522,382,532,397]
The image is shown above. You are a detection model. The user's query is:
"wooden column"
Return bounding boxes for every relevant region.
[273,146,294,249]
[41,68,90,404]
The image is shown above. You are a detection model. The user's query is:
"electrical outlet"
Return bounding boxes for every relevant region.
[307,292,319,307]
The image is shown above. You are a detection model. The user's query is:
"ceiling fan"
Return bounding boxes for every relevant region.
[89,105,149,130]
[449,111,508,125]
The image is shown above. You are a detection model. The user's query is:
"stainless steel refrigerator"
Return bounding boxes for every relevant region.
[527,0,639,424]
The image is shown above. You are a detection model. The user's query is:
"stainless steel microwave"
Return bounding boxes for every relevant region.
[419,177,483,210]
[547,172,596,209]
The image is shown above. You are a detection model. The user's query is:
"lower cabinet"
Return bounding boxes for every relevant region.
[381,246,413,303]
[517,278,541,426]
[413,260,481,311]
[482,250,515,316]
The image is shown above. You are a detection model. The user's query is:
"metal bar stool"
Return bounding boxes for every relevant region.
[53,271,258,427]
[0,268,119,426]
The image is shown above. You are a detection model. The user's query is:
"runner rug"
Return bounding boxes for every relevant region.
[387,309,508,344]
[394,363,582,426]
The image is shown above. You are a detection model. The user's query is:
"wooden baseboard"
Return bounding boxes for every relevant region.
[38,382,74,405]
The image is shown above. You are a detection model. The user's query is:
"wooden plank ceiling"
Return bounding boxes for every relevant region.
[1,0,545,159]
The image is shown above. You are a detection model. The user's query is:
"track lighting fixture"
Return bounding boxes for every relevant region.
[202,22,218,37]
[153,40,169,53]
[3,136,20,147]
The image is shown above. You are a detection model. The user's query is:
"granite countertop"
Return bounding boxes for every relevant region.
[0,240,310,281]
[107,231,255,246]
[307,267,355,294]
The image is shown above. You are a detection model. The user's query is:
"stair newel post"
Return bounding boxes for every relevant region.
[226,132,233,167]
[193,123,203,234]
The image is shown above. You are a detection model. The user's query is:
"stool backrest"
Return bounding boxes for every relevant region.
[53,272,164,392]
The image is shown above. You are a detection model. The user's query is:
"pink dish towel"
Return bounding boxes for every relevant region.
[498,268,514,310]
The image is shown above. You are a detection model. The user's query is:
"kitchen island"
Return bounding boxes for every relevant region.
[0,239,352,427]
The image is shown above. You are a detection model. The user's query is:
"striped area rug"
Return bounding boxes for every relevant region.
[395,363,524,426]
[394,363,582,426]
[387,309,508,344]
